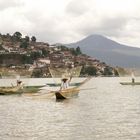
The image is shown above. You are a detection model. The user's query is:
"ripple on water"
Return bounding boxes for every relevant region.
[0,77,140,140]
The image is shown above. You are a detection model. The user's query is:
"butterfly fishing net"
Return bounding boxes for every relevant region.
[49,66,82,78]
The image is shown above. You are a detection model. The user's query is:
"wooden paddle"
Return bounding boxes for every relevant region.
[80,87,96,91]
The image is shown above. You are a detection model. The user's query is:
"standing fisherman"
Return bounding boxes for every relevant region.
[60,75,72,90]
[131,71,135,83]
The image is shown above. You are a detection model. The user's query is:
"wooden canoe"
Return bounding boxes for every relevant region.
[120,82,140,85]
[0,85,45,95]
[55,87,80,100]
[55,77,91,100]
[0,85,23,95]
[23,85,45,93]
[47,82,82,87]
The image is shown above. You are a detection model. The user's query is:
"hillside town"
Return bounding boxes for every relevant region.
[0,32,119,77]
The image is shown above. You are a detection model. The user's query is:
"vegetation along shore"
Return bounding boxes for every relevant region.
[0,32,120,77]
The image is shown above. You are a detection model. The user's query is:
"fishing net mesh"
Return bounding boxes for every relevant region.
[49,66,82,78]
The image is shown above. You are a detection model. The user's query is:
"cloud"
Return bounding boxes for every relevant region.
[0,0,24,11]
[97,17,129,37]
[0,0,140,47]
[65,0,92,16]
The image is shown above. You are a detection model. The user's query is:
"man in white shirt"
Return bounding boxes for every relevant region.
[60,75,72,90]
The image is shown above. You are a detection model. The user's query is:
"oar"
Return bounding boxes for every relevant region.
[80,87,96,91]
[24,91,55,99]
[77,77,92,88]
[24,89,55,96]
[32,91,55,99]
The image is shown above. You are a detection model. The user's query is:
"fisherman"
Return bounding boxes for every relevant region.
[60,75,72,90]
[131,71,135,83]
[132,78,135,83]
[0,73,2,78]
[17,80,23,86]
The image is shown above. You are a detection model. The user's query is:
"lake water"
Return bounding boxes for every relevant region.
[0,77,140,140]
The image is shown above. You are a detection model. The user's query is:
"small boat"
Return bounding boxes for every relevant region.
[55,87,80,99]
[120,82,140,85]
[0,82,45,95]
[23,85,45,93]
[55,77,91,100]
[120,71,140,85]
[47,82,82,87]
[49,66,91,100]
[0,85,23,95]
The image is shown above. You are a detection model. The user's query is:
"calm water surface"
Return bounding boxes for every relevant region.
[0,77,140,140]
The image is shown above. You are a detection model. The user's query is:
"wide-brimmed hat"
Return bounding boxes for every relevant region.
[61,74,69,80]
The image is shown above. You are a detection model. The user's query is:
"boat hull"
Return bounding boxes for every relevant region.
[0,85,45,95]
[23,85,44,93]
[47,82,81,87]
[120,82,140,85]
[0,87,22,95]
[55,87,79,100]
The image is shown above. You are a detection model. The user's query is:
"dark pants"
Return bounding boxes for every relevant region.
[132,78,135,83]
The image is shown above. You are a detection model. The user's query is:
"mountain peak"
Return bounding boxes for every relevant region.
[82,34,114,43]
[66,34,140,68]
[86,34,107,39]
[74,34,120,49]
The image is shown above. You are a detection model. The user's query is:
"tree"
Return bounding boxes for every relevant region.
[75,46,82,55]
[42,48,49,56]
[114,69,119,76]
[20,36,30,48]
[31,36,36,42]
[31,69,43,77]
[6,33,11,39]
[30,51,41,60]
[21,55,32,64]
[70,48,77,56]
[103,66,113,76]
[70,47,82,56]
[13,32,22,41]
[20,41,28,49]
[25,36,30,42]
[0,44,3,49]
[58,45,69,51]
[81,66,97,76]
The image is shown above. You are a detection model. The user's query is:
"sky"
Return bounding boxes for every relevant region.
[0,0,140,47]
